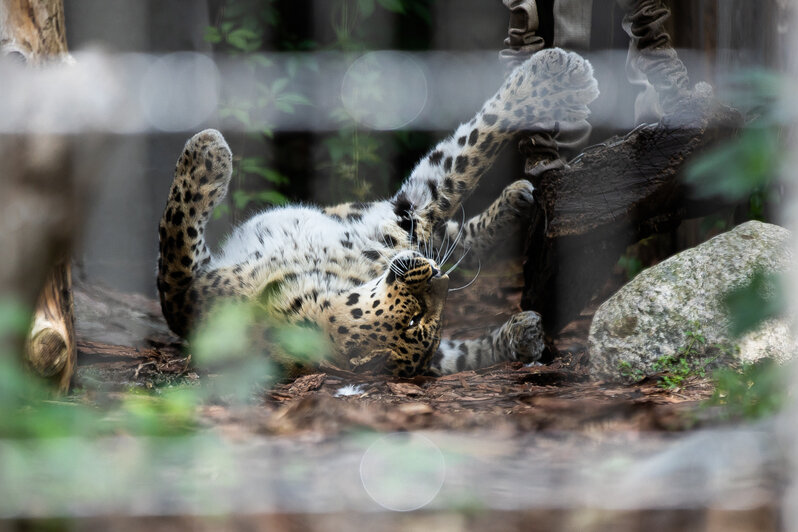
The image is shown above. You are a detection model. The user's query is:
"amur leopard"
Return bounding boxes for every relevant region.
[157,48,599,377]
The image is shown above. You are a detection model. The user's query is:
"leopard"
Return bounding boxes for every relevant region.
[157,48,599,378]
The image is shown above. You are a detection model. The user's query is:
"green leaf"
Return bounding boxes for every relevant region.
[249,55,274,69]
[410,2,432,24]
[232,190,254,210]
[278,93,312,106]
[275,326,328,364]
[271,77,289,95]
[685,126,779,200]
[274,101,295,114]
[220,108,251,127]
[377,0,406,13]
[708,359,787,420]
[263,169,290,185]
[212,203,230,220]
[240,156,267,169]
[247,168,290,185]
[255,190,289,205]
[227,28,261,52]
[723,270,785,338]
[286,57,298,78]
[203,27,222,44]
[229,28,260,40]
[191,300,254,364]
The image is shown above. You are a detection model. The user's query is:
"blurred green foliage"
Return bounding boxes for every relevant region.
[723,269,786,339]
[206,0,433,217]
[618,360,644,381]
[708,359,789,421]
[615,253,643,281]
[685,70,787,219]
[686,69,792,420]
[0,295,202,439]
[707,270,790,421]
[0,295,329,440]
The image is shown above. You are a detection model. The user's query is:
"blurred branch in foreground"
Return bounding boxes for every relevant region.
[1,0,76,391]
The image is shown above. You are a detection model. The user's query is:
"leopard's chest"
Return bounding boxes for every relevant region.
[210,205,407,310]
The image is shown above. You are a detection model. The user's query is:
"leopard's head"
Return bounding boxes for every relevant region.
[326,251,448,377]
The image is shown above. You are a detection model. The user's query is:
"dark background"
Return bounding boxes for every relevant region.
[61,0,787,295]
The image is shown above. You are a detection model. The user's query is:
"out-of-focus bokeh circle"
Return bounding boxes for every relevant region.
[359,432,445,511]
[341,51,428,130]
[140,52,220,132]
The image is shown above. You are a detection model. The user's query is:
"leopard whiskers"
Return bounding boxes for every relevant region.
[448,258,481,292]
[376,248,401,275]
[441,208,466,266]
[445,244,471,276]
[377,233,405,275]
[424,233,434,261]
[379,231,392,250]
[377,236,404,276]
[436,228,450,265]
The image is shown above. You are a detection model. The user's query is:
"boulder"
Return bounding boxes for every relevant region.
[588,221,795,381]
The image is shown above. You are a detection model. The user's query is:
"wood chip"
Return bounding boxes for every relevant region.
[287,373,326,395]
[387,382,424,396]
[397,403,433,415]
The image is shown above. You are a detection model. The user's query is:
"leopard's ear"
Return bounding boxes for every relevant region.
[349,348,395,374]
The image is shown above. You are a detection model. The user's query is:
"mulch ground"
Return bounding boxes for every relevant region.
[73,259,717,438]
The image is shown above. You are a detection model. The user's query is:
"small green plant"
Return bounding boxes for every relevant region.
[652,352,695,389]
[618,360,645,381]
[650,321,727,389]
[707,359,789,420]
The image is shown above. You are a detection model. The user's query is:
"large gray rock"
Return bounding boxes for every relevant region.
[589,221,795,380]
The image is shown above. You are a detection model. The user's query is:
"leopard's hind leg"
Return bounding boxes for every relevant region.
[157,129,234,337]
[429,311,545,375]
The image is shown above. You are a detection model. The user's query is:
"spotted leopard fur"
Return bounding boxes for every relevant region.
[157,48,598,377]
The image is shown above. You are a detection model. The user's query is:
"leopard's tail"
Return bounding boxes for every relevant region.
[394,48,598,231]
[157,129,232,337]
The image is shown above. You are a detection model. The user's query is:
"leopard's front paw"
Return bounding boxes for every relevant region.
[503,179,536,216]
[492,311,545,364]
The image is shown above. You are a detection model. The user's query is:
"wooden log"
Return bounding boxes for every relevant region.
[0,0,69,61]
[26,262,75,390]
[0,0,76,392]
[522,100,741,333]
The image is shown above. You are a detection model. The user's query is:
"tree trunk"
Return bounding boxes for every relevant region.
[0,0,76,392]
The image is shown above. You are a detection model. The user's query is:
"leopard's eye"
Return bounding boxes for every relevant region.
[408,313,423,327]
